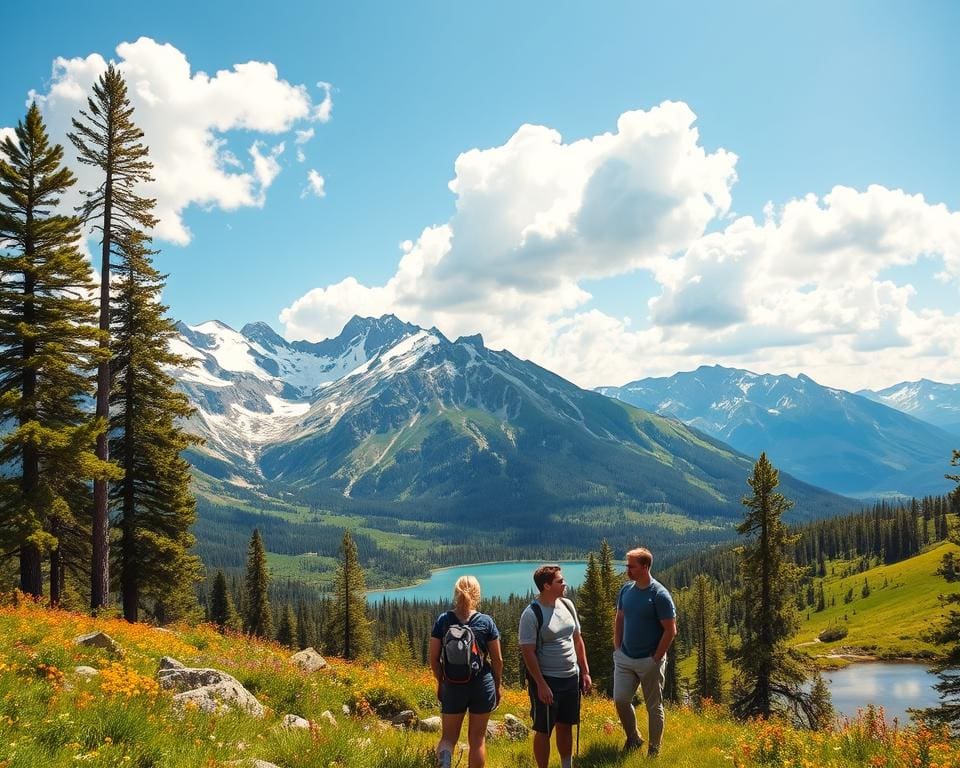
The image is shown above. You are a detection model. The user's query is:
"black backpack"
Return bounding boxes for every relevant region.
[522,597,576,682]
[440,612,485,684]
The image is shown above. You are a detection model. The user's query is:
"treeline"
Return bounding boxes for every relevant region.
[0,68,199,622]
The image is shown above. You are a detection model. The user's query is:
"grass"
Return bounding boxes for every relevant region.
[796,541,960,661]
[1,595,957,768]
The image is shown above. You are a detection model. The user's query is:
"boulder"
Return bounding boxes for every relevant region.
[290,647,327,673]
[486,720,506,739]
[74,666,99,679]
[281,714,311,730]
[504,713,529,740]
[73,631,121,655]
[158,665,241,693]
[390,709,417,727]
[172,679,265,717]
[158,656,186,671]
[417,715,442,732]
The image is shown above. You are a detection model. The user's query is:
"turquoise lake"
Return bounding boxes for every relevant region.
[823,662,942,723]
[367,560,589,603]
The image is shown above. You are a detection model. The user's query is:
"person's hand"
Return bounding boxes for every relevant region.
[436,681,443,701]
[536,679,554,705]
[581,673,593,694]
[495,684,502,708]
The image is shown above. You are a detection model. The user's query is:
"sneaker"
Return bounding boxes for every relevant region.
[622,737,644,754]
[647,747,660,759]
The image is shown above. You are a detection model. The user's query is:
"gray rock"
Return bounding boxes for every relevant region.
[281,714,311,730]
[486,719,506,739]
[158,666,241,693]
[73,631,121,655]
[74,666,99,678]
[417,715,442,732]
[158,656,185,671]
[390,709,417,726]
[290,647,327,673]
[172,679,265,717]
[341,704,351,715]
[504,713,529,740]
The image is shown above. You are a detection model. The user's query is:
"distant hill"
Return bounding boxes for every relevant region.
[597,365,957,498]
[858,379,960,436]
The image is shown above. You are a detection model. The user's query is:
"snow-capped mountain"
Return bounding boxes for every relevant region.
[597,365,957,497]
[858,380,960,436]
[171,317,850,526]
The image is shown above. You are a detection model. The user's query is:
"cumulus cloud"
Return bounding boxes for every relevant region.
[302,169,326,199]
[20,37,332,245]
[279,102,960,391]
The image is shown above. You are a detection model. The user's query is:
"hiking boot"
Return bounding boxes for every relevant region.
[622,737,644,754]
[647,747,660,759]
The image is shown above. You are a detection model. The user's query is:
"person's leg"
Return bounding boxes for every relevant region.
[533,730,551,768]
[612,651,643,746]
[438,712,465,768]
[639,657,667,754]
[554,723,573,768]
[466,712,491,768]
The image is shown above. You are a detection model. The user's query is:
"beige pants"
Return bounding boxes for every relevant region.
[612,648,666,751]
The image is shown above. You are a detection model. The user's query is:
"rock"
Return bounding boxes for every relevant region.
[281,714,311,730]
[158,665,241,693]
[290,647,327,672]
[74,666,99,679]
[390,709,417,727]
[158,656,185,671]
[320,710,337,727]
[172,679,265,717]
[73,631,121,655]
[225,761,281,768]
[341,704,350,715]
[417,715,442,732]
[504,713,529,740]
[486,719,506,739]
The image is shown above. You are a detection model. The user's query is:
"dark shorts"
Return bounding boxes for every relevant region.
[440,671,497,714]
[528,674,580,732]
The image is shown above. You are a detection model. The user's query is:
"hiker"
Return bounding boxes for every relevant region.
[429,575,503,768]
[613,547,677,758]
[519,564,592,768]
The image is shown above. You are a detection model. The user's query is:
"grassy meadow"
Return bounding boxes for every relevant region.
[1,595,957,768]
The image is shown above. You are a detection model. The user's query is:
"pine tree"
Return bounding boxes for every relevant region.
[691,574,724,703]
[276,603,297,648]
[324,530,371,659]
[922,450,960,728]
[0,103,116,601]
[577,552,615,694]
[808,671,834,730]
[243,530,273,638]
[110,229,201,622]
[731,453,816,726]
[209,569,239,632]
[68,64,157,610]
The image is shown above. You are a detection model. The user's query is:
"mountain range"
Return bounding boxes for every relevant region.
[170,316,852,546]
[597,365,958,498]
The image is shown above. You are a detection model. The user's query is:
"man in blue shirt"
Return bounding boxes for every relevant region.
[613,547,677,758]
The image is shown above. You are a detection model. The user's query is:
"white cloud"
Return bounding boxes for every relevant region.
[301,169,326,199]
[279,102,960,391]
[20,37,333,245]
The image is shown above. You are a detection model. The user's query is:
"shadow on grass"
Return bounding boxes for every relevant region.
[574,741,627,767]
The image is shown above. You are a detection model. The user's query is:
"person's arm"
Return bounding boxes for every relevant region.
[521,643,554,705]
[429,637,442,699]
[487,638,504,704]
[614,608,624,651]
[572,630,592,693]
[652,618,677,663]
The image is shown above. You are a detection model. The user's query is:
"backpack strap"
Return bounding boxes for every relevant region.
[530,601,544,656]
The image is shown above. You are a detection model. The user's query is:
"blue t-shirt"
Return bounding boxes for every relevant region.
[431,611,500,672]
[616,579,676,659]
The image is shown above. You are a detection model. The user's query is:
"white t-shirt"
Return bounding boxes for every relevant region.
[519,598,580,678]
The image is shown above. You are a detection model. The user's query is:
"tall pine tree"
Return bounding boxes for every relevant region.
[731,453,819,726]
[209,569,239,632]
[324,530,371,659]
[691,573,724,703]
[578,544,617,694]
[243,530,273,638]
[0,103,116,601]
[110,229,201,622]
[68,63,157,610]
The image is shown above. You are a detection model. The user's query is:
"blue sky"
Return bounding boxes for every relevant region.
[3,1,959,390]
